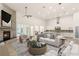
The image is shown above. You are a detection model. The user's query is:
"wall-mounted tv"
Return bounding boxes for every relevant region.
[1,10,12,27]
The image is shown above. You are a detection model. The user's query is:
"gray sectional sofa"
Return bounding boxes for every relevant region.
[38,32,63,48]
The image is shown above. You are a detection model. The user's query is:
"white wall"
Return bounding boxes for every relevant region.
[45,18,57,30]
[16,12,45,36]
[73,12,79,26]
[46,15,73,30]
[73,12,79,38]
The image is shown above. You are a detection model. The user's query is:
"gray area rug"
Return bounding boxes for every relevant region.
[12,42,59,56]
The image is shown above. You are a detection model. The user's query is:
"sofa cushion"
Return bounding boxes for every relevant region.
[40,37,63,47]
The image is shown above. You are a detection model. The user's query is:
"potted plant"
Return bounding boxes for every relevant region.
[28,40,47,55]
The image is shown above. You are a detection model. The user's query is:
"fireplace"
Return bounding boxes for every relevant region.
[3,31,10,41]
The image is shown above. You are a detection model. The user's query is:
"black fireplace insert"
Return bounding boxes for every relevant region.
[3,31,10,41]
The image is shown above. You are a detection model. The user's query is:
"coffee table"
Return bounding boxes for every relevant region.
[28,42,47,55]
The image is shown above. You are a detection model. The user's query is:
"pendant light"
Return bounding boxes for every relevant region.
[24,6,32,18]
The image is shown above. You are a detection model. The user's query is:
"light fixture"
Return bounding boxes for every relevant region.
[24,7,32,18]
[49,6,52,10]
[61,7,64,9]
[72,8,76,10]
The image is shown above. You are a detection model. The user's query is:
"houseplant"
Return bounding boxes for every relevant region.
[28,40,47,55]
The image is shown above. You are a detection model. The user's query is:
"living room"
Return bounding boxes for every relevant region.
[0,2,79,56]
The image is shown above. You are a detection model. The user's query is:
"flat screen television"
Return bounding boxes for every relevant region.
[1,10,11,27]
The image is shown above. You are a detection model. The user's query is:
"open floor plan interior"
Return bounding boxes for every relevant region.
[0,3,79,56]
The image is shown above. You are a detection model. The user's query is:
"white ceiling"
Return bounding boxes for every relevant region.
[4,3,79,20]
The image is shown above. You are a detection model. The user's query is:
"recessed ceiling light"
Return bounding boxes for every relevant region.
[49,6,52,10]
[61,7,64,9]
[72,8,76,10]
